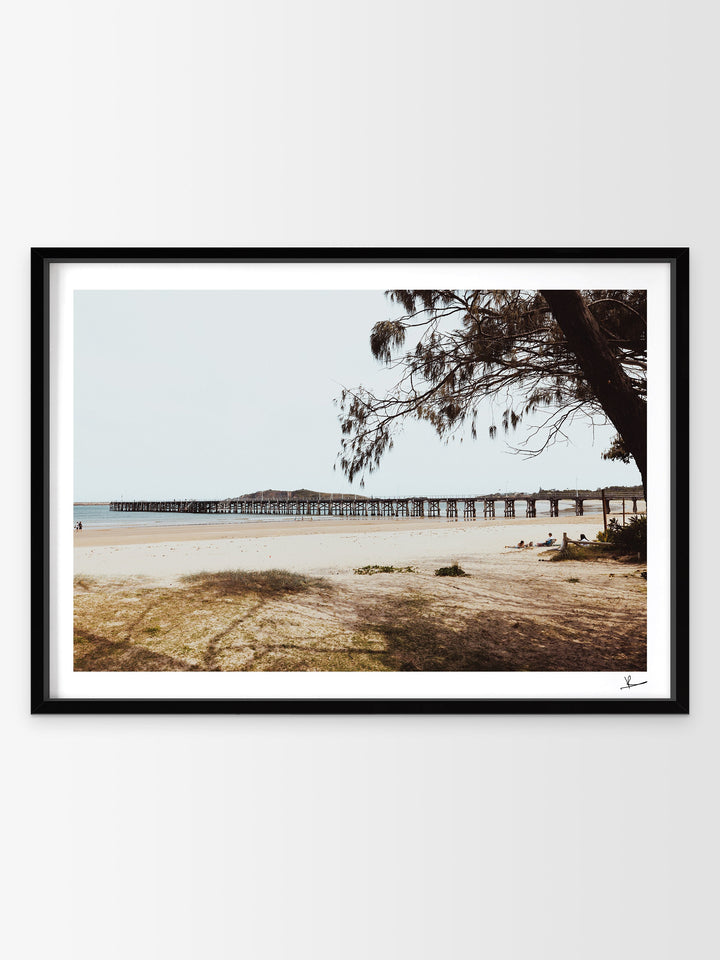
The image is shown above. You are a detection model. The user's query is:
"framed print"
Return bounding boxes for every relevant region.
[31,248,689,713]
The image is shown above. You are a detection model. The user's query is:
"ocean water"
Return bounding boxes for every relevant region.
[73,504,294,529]
[73,499,645,530]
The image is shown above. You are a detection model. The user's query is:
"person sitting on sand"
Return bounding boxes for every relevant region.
[538,533,556,547]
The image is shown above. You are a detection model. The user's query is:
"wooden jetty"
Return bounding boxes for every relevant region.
[109,489,645,520]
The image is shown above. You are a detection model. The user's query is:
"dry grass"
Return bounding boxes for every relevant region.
[181,568,329,598]
[550,543,639,563]
[74,569,384,672]
[74,559,647,674]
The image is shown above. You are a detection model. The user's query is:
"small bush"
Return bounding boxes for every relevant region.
[597,515,647,559]
[354,564,415,575]
[435,563,468,577]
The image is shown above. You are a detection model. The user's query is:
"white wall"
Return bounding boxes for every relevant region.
[2,3,713,958]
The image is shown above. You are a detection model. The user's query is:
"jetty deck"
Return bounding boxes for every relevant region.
[110,490,645,519]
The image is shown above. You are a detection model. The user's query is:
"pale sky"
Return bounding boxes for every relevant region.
[74,290,643,501]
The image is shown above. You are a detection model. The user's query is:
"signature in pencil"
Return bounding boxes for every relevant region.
[621,675,648,690]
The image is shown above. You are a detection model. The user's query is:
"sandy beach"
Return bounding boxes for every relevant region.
[74,514,626,577]
[73,515,647,673]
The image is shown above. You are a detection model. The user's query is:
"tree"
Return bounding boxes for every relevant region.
[337,289,647,490]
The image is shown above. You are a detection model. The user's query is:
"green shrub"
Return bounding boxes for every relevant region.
[596,515,647,559]
[435,563,468,577]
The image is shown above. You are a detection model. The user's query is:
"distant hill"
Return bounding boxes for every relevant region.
[229,488,369,501]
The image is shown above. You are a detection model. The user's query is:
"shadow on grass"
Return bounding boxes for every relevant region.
[74,569,646,673]
[74,628,202,672]
[179,570,332,670]
[355,594,646,672]
[181,569,329,599]
[74,570,333,673]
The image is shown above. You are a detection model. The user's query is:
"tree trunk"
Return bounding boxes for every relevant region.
[540,290,647,492]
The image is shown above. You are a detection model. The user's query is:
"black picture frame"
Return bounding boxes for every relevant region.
[31,247,689,714]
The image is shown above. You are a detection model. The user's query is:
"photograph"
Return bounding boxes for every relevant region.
[34,250,686,711]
